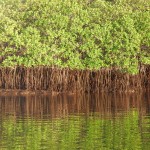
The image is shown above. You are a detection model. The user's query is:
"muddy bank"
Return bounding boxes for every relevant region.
[0,66,150,93]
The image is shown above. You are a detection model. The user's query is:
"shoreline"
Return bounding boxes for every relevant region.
[0,65,150,93]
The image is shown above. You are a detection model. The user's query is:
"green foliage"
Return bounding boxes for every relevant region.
[0,0,150,74]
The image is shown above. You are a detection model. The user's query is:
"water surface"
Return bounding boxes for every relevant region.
[0,93,150,150]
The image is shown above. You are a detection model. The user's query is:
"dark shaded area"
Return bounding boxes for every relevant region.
[0,65,150,92]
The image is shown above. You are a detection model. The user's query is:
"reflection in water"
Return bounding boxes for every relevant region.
[0,93,150,150]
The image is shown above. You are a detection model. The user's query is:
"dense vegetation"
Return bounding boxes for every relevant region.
[0,0,150,74]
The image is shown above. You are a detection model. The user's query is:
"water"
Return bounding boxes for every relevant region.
[0,93,150,150]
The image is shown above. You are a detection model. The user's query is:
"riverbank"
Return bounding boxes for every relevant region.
[0,0,150,93]
[0,65,149,93]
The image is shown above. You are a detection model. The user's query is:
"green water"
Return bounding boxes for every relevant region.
[0,93,150,150]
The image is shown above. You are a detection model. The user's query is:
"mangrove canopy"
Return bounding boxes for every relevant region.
[0,0,150,74]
